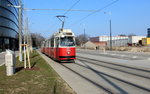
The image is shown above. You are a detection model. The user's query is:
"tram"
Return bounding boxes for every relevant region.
[41,29,76,61]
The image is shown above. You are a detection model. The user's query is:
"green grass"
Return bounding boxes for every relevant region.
[0,50,76,94]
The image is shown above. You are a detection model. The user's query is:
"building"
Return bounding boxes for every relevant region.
[0,0,19,51]
[147,28,150,37]
[107,38,129,47]
[90,36,128,42]
[142,38,150,46]
[90,36,129,47]
[128,36,146,44]
[90,35,145,47]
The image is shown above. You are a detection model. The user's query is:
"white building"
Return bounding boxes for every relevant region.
[128,36,146,44]
[90,36,146,47]
[90,36,128,42]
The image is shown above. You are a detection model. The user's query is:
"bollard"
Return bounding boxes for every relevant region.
[5,50,16,76]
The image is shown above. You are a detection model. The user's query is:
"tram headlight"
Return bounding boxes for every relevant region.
[67,51,70,55]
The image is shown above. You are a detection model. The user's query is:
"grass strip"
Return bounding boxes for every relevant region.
[0,50,76,94]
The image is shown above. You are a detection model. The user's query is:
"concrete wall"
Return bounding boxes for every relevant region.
[107,39,129,47]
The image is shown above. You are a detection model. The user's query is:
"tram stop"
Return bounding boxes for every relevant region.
[5,50,16,76]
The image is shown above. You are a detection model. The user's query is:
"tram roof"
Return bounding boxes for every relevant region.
[54,29,74,37]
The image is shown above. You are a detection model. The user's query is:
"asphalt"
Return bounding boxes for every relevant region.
[77,49,150,69]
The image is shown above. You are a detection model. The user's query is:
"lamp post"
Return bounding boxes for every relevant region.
[8,0,23,61]
[104,12,112,50]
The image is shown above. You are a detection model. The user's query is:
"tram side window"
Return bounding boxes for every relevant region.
[55,38,59,47]
[46,41,48,47]
[51,38,54,47]
[49,41,51,47]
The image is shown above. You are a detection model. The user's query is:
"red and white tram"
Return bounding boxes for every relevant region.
[41,29,76,61]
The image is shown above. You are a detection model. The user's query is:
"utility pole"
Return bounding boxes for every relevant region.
[104,12,112,50]
[110,19,112,50]
[83,24,86,49]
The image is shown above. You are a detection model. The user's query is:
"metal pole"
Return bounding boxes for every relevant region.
[19,0,22,61]
[84,27,85,49]
[110,19,112,50]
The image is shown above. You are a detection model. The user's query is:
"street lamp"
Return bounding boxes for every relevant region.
[104,12,112,50]
[8,0,23,61]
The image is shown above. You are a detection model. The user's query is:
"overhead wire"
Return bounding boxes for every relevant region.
[52,0,81,29]
[24,8,97,12]
[63,0,81,15]
[68,0,119,28]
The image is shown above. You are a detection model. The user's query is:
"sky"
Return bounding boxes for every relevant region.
[24,0,150,38]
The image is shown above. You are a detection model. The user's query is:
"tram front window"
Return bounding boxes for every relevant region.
[60,37,75,47]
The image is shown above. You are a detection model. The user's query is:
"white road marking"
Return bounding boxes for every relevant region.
[102,53,108,54]
[132,56,137,58]
[120,55,125,57]
[111,54,116,55]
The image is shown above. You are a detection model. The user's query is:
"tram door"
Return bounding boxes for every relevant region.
[55,37,59,60]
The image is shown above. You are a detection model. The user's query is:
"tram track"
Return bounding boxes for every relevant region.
[75,56,150,93]
[77,56,150,79]
[77,51,149,60]
[75,64,150,92]
[60,63,116,94]
[60,59,150,93]
[39,50,150,94]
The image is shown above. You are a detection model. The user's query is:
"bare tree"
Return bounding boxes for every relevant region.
[75,34,89,46]
[31,33,45,48]
[118,34,127,36]
[128,33,136,37]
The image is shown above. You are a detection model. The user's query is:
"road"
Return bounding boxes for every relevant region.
[38,49,150,94]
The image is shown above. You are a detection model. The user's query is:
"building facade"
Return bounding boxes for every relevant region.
[128,36,146,44]
[90,36,128,42]
[107,38,129,47]
[0,0,19,51]
[90,36,145,47]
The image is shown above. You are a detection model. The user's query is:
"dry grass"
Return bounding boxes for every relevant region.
[0,50,76,94]
[109,46,150,52]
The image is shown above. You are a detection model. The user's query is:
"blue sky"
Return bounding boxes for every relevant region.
[24,0,150,38]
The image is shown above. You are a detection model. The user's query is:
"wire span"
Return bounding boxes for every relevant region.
[68,0,119,27]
